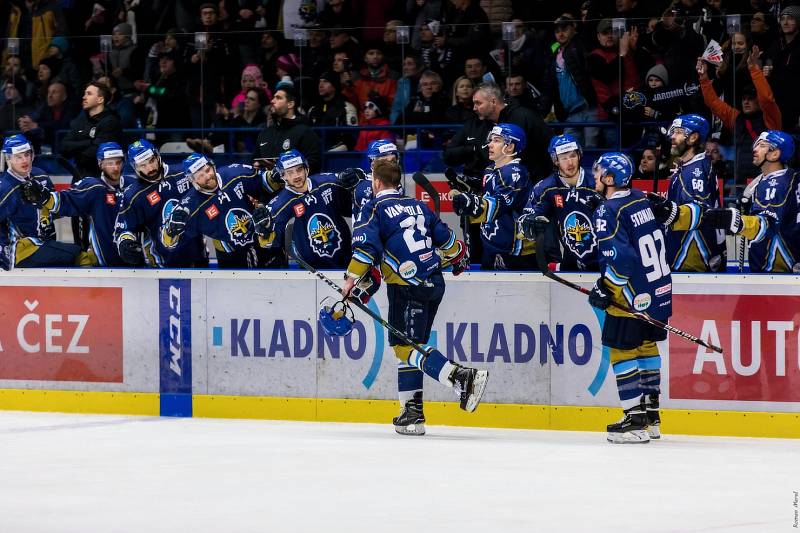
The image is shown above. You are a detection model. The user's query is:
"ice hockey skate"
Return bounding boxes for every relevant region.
[393,391,425,436]
[607,408,651,444]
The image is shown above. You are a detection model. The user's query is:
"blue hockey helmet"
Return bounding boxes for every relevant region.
[2,134,33,156]
[668,114,709,144]
[275,149,308,177]
[487,123,526,154]
[753,130,795,163]
[183,152,213,179]
[366,139,398,161]
[593,152,634,188]
[96,142,125,162]
[127,139,162,180]
[318,298,355,337]
[548,133,582,164]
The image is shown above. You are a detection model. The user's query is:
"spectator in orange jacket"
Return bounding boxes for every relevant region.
[353,43,398,121]
[354,93,394,151]
[697,45,781,183]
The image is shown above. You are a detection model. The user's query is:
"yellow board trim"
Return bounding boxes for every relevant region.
[1,390,797,439]
[193,395,800,439]
[0,389,159,416]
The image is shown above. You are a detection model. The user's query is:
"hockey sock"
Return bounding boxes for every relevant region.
[612,358,644,411]
[637,342,662,397]
[407,347,455,387]
[397,360,423,405]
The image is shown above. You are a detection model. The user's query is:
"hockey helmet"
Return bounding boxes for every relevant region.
[486,123,526,154]
[183,152,213,179]
[275,149,308,177]
[2,134,33,156]
[96,142,125,162]
[366,139,398,161]
[318,298,355,337]
[593,152,634,188]
[548,133,582,164]
[668,114,709,144]
[753,130,795,163]
[127,139,162,180]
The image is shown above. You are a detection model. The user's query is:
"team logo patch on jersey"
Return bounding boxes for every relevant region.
[307,213,341,258]
[161,198,179,224]
[205,204,220,220]
[147,191,161,206]
[398,260,418,279]
[293,203,306,217]
[106,193,116,205]
[554,194,564,208]
[563,211,596,258]
[633,293,652,311]
[224,207,254,246]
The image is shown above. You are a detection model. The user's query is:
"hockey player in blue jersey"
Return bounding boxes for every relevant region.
[349,139,400,215]
[114,139,207,267]
[518,134,602,271]
[449,123,535,270]
[342,159,483,435]
[0,134,79,269]
[664,114,726,272]
[161,153,276,268]
[700,130,800,272]
[589,153,674,444]
[23,142,128,266]
[256,150,353,269]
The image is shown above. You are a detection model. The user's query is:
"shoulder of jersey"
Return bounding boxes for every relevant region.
[30,167,50,179]
[311,172,338,186]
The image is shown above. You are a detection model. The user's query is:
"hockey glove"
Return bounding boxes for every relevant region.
[452,192,484,217]
[165,205,190,238]
[519,213,550,240]
[251,206,274,237]
[22,179,51,208]
[584,192,604,213]
[349,267,382,304]
[451,241,470,276]
[38,217,56,241]
[701,207,743,235]
[337,167,366,190]
[588,279,611,310]
[646,193,679,226]
[118,237,145,265]
[444,168,481,193]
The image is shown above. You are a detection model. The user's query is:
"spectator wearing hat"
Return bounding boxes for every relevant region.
[275,53,301,89]
[109,22,146,96]
[767,5,800,131]
[588,19,640,148]
[60,81,123,178]
[32,56,61,109]
[353,43,399,121]
[45,37,83,98]
[390,54,423,124]
[309,72,359,151]
[230,64,271,115]
[547,14,599,148]
[254,86,321,174]
[355,93,394,151]
[697,47,781,183]
[135,50,191,143]
[18,80,78,152]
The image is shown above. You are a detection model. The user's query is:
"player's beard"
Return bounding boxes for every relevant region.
[670,139,687,157]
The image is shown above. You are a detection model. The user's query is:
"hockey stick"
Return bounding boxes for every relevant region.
[534,226,723,353]
[412,171,439,216]
[736,178,760,273]
[443,168,472,252]
[289,248,434,356]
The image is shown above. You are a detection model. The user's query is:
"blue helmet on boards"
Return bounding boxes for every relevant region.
[548,133,582,164]
[487,123,526,154]
[2,134,33,156]
[366,139,398,161]
[318,298,354,337]
[183,152,213,179]
[593,152,634,188]
[96,142,125,162]
[753,130,795,163]
[668,114,709,144]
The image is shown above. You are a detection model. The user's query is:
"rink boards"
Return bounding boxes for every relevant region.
[0,269,798,438]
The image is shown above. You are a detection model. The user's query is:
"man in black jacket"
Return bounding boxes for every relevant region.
[254,86,321,174]
[308,72,358,150]
[60,81,123,178]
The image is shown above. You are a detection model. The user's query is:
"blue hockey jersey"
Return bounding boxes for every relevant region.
[353,177,405,216]
[666,153,725,271]
[45,175,126,266]
[264,173,352,268]
[740,168,800,272]
[477,159,532,256]
[114,164,206,267]
[161,164,268,254]
[351,189,457,285]
[0,167,55,269]
[524,167,599,270]
[594,189,673,322]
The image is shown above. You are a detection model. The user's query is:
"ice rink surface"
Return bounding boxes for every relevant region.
[0,411,797,533]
